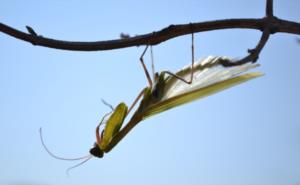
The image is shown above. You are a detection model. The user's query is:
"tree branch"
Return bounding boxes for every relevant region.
[1,17,300,51]
[0,0,298,68]
[0,0,299,68]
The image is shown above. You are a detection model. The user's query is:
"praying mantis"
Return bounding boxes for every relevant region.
[92,34,262,154]
[40,33,263,172]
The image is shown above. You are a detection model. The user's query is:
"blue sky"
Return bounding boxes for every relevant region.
[1,1,300,185]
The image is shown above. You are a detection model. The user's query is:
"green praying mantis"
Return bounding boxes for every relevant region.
[40,33,263,172]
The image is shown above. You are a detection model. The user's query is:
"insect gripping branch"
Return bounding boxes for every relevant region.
[102,56,263,154]
[16,0,300,172]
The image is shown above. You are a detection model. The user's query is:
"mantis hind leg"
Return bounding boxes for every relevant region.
[140,45,153,88]
[129,45,156,115]
[161,33,195,85]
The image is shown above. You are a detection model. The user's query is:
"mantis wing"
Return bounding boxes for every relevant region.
[100,103,128,150]
[143,56,263,118]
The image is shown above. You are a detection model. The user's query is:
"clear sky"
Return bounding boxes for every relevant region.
[1,1,300,185]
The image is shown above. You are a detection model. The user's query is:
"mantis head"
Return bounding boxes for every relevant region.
[89,142,104,158]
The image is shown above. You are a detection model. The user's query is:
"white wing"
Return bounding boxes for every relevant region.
[162,56,260,100]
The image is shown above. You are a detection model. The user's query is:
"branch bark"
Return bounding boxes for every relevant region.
[0,17,300,51]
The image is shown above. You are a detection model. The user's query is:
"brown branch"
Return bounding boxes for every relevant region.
[266,0,274,17]
[218,0,274,67]
[0,0,299,68]
[1,17,300,52]
[220,28,270,66]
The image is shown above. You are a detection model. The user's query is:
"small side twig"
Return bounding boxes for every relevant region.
[25,26,37,36]
[266,0,273,17]
[220,28,270,66]
[218,0,273,66]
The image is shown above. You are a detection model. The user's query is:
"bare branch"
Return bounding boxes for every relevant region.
[1,17,300,52]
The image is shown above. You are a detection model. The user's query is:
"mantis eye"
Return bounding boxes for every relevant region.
[89,143,104,158]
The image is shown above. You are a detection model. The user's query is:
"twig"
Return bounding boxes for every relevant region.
[220,28,270,66]
[266,0,273,17]
[219,0,274,66]
[25,26,38,36]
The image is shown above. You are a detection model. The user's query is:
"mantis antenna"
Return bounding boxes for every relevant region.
[39,100,117,174]
[66,155,93,176]
[39,128,91,161]
[101,99,114,111]
[39,128,95,175]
